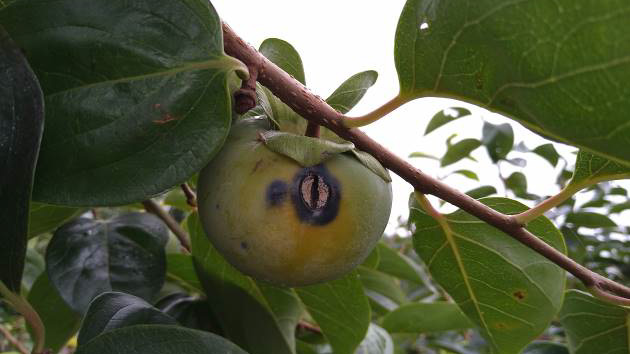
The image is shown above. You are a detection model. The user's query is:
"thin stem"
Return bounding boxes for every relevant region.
[342,94,410,128]
[222,22,630,303]
[0,324,29,354]
[180,183,197,209]
[304,121,320,138]
[514,184,580,225]
[0,281,46,354]
[142,200,191,253]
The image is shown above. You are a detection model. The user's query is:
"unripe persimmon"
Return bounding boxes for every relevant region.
[197,118,392,286]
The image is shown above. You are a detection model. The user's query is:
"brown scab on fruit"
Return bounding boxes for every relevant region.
[291,165,340,225]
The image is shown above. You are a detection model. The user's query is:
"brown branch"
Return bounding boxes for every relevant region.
[142,199,191,253]
[222,23,630,302]
[180,183,197,209]
[0,324,29,354]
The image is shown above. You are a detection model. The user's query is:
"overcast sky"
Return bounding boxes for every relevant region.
[214,2,627,233]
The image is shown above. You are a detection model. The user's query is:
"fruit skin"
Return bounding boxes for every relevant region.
[197,117,393,286]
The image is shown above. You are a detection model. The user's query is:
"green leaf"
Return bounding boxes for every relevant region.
[522,341,569,354]
[326,70,378,114]
[609,187,627,196]
[46,213,168,313]
[21,248,44,290]
[532,144,560,167]
[441,139,481,167]
[75,325,248,354]
[465,186,498,199]
[0,0,244,206]
[0,26,44,291]
[565,212,617,228]
[568,150,630,189]
[166,253,203,293]
[349,149,392,183]
[27,273,81,353]
[449,169,479,181]
[381,302,472,333]
[481,122,514,162]
[424,107,471,135]
[559,290,629,354]
[394,0,630,166]
[358,267,407,310]
[260,38,306,85]
[261,130,354,167]
[409,197,566,354]
[28,202,82,238]
[78,292,177,345]
[355,324,394,354]
[610,201,630,214]
[375,243,423,284]
[189,213,299,354]
[408,151,439,160]
[505,172,537,200]
[296,271,371,354]
[362,246,380,269]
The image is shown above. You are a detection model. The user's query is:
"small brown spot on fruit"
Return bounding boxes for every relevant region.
[513,290,526,300]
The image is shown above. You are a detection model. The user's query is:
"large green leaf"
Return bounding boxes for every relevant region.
[559,290,629,354]
[75,325,247,354]
[46,213,168,313]
[0,26,44,291]
[395,0,630,166]
[296,271,371,354]
[189,213,300,354]
[410,197,566,354]
[27,273,81,353]
[28,202,82,238]
[381,302,472,333]
[0,0,245,206]
[568,150,630,189]
[78,292,177,345]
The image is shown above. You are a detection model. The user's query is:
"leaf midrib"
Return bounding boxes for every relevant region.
[46,56,235,99]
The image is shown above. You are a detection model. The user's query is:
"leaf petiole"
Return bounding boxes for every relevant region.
[0,281,46,354]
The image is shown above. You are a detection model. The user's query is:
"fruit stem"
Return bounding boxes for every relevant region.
[305,121,321,138]
[142,199,191,253]
[181,183,198,208]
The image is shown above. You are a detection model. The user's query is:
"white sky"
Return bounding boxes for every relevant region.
[215,2,628,233]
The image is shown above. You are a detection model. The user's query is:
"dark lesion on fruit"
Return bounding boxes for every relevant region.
[266,180,289,206]
[291,165,340,225]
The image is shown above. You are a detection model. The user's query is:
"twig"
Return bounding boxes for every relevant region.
[304,121,320,138]
[297,321,322,334]
[180,183,197,209]
[222,22,630,303]
[0,281,46,354]
[0,324,29,354]
[142,200,191,253]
